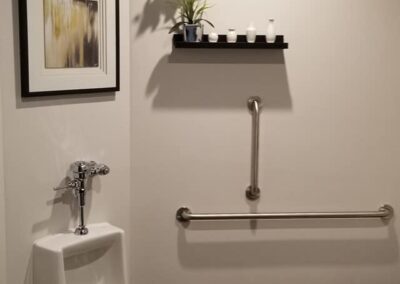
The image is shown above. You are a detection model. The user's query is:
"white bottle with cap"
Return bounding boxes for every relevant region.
[227,29,237,43]
[246,22,257,43]
[266,18,276,43]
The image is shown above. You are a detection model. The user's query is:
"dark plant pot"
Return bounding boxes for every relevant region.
[183,24,203,42]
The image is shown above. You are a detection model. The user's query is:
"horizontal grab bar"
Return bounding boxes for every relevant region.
[176,205,394,223]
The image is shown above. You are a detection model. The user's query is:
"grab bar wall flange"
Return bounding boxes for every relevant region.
[176,205,394,224]
[176,207,192,223]
[246,96,262,200]
[381,204,395,221]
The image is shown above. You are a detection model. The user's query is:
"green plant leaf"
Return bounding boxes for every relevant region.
[169,0,213,29]
[194,18,214,28]
[169,21,185,33]
[194,1,209,20]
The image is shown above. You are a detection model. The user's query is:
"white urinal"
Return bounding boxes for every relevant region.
[33,223,127,284]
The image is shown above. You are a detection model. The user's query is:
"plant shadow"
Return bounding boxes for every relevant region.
[133,0,177,37]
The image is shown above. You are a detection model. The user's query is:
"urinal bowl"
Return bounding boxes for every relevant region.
[33,223,127,284]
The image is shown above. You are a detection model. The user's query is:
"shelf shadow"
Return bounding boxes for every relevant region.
[177,221,399,268]
[147,50,292,110]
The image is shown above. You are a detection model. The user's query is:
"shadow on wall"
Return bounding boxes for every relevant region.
[177,219,399,268]
[31,175,101,236]
[16,93,116,109]
[147,49,292,110]
[132,0,177,37]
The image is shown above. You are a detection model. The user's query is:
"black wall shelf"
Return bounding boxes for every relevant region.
[173,34,288,49]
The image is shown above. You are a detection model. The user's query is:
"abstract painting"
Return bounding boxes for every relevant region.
[19,0,119,96]
[44,0,100,68]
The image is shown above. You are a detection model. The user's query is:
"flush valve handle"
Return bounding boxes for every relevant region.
[54,161,110,235]
[53,180,80,191]
[90,164,110,176]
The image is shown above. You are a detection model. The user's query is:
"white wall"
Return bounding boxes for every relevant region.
[1,0,131,283]
[130,0,400,283]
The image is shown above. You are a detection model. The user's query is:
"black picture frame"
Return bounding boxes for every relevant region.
[18,0,120,97]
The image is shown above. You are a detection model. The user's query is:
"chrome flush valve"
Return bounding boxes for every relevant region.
[55,161,110,235]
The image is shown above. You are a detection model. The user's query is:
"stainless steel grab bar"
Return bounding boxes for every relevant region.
[246,97,262,200]
[176,205,394,223]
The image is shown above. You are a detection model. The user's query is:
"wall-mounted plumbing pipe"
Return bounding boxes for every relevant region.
[54,161,110,235]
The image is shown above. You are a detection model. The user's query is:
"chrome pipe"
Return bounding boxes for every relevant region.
[246,97,262,200]
[54,161,110,236]
[176,205,394,223]
[75,191,88,235]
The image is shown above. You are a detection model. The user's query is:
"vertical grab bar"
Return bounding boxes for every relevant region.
[246,97,262,200]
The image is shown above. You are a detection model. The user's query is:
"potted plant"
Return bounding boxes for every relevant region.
[169,0,214,42]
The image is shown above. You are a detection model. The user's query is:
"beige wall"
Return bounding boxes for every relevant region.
[0,178,5,284]
[1,0,131,283]
[0,142,5,284]
[0,68,6,284]
[130,0,400,283]
[1,0,400,283]
[0,5,7,283]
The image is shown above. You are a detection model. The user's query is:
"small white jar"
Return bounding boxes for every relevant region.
[208,31,219,43]
[227,29,237,43]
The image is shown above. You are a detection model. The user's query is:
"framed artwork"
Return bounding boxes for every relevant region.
[19,0,120,97]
